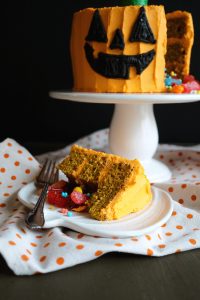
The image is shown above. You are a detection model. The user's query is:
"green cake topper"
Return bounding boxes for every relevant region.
[122,0,148,5]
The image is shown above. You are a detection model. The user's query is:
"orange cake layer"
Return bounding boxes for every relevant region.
[58,145,152,221]
[166,11,194,77]
[70,5,167,93]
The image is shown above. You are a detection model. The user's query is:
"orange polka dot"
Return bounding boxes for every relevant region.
[176,225,183,230]
[20,228,26,234]
[95,250,103,256]
[25,169,31,174]
[158,244,166,249]
[8,241,16,246]
[58,242,66,247]
[168,187,174,193]
[165,232,172,236]
[7,185,13,188]
[44,243,50,248]
[145,235,151,240]
[14,161,20,166]
[172,211,177,216]
[36,235,43,239]
[187,214,193,219]
[48,232,53,237]
[4,154,9,158]
[77,233,84,239]
[56,257,64,265]
[7,142,12,147]
[193,228,200,231]
[0,168,6,173]
[147,249,153,256]
[160,155,164,159]
[30,243,37,247]
[21,255,29,262]
[3,193,10,197]
[28,157,33,161]
[181,184,187,189]
[16,233,22,239]
[11,176,16,180]
[178,152,183,156]
[191,195,197,201]
[189,239,197,245]
[40,256,47,262]
[131,238,138,241]
[178,199,184,204]
[76,244,84,250]
[161,223,166,228]
[115,243,123,247]
[0,203,6,207]
[175,249,181,253]
[18,150,23,154]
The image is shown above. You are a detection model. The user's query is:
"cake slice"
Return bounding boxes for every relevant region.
[58,145,152,221]
[166,11,194,78]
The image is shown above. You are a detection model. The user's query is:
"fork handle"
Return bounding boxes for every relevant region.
[25,183,49,229]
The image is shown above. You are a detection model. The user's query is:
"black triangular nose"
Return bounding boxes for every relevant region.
[110,29,125,50]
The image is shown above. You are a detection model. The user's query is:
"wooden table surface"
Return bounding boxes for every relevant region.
[0,142,200,300]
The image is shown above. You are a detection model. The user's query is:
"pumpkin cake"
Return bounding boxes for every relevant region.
[166,11,194,78]
[70,5,167,93]
[58,145,152,221]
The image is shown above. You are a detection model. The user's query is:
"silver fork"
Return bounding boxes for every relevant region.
[25,159,59,230]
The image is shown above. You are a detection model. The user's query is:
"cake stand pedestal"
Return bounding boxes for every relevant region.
[49,91,200,183]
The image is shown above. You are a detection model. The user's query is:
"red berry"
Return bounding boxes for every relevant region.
[49,180,67,191]
[70,191,88,205]
[47,190,69,208]
[183,75,195,83]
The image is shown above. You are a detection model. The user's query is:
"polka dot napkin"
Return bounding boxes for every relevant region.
[0,130,200,275]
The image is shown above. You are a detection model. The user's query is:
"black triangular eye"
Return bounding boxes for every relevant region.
[110,29,125,50]
[85,10,108,43]
[129,7,156,44]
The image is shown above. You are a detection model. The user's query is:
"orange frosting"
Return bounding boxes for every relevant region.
[70,6,167,93]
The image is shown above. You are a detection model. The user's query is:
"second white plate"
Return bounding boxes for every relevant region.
[18,182,173,238]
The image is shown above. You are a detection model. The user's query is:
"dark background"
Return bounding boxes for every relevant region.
[4,0,200,147]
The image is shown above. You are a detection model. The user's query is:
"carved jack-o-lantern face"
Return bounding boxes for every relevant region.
[84,7,156,79]
[70,5,167,92]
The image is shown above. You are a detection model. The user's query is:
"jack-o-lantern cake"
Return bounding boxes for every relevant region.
[70,5,167,93]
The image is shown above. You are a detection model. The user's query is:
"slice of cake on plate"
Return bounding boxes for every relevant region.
[58,145,152,221]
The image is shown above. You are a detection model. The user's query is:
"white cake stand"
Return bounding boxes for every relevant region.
[49,91,200,183]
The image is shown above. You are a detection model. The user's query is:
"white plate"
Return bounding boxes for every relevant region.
[18,182,173,238]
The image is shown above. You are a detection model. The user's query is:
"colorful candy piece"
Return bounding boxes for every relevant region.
[171,85,184,94]
[62,191,68,198]
[73,186,83,193]
[70,191,88,205]
[67,211,73,217]
[59,208,69,214]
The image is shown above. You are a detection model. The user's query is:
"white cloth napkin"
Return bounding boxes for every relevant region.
[0,129,200,275]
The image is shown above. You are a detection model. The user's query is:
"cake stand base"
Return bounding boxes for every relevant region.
[142,159,171,183]
[49,91,200,183]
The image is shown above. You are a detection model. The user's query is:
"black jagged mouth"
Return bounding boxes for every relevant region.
[84,43,155,79]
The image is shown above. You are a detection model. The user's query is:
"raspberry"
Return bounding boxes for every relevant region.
[70,191,88,205]
[183,75,195,83]
[47,190,69,208]
[49,180,67,190]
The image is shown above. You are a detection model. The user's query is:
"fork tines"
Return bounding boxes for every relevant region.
[36,159,59,188]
